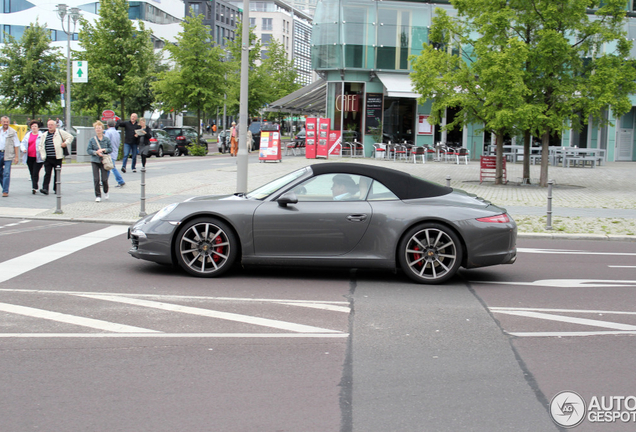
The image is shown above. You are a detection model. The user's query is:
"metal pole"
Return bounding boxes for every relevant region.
[66,15,72,131]
[446,175,451,187]
[139,167,147,217]
[546,179,553,230]
[54,166,63,214]
[236,0,250,193]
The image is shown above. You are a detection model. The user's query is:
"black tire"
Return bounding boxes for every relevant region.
[398,222,463,284]
[158,146,164,157]
[174,218,237,277]
[173,148,180,157]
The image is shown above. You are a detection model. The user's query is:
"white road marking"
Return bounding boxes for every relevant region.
[490,307,636,316]
[518,248,636,257]
[481,279,636,288]
[608,265,636,269]
[0,288,349,305]
[281,302,350,313]
[506,331,636,337]
[0,302,158,333]
[492,309,636,331]
[0,220,31,228]
[0,333,349,338]
[76,294,342,333]
[0,225,129,284]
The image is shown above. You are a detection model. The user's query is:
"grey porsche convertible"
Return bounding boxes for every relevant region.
[128,163,517,284]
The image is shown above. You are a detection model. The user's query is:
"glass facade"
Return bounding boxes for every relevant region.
[312,0,430,71]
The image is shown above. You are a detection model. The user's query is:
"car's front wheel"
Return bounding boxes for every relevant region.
[398,223,463,284]
[174,218,237,277]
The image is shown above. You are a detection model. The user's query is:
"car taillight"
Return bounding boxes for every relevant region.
[149,138,157,142]
[476,214,510,223]
[176,136,186,141]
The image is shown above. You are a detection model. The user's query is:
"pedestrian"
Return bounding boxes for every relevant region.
[230,121,238,157]
[104,119,125,188]
[136,118,153,168]
[20,120,45,194]
[37,118,43,128]
[56,117,64,129]
[0,116,20,197]
[39,119,73,195]
[116,113,141,173]
[86,120,112,202]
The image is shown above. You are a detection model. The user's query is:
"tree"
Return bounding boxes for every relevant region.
[261,38,301,102]
[225,23,272,117]
[412,10,532,184]
[152,12,226,145]
[411,0,636,186]
[77,0,155,120]
[0,20,63,118]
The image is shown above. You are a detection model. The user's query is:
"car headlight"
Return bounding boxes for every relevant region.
[150,203,178,223]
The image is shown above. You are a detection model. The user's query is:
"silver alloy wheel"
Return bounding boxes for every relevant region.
[157,146,164,157]
[402,225,460,283]
[178,220,232,275]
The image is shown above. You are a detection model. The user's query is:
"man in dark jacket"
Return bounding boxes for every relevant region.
[116,113,141,173]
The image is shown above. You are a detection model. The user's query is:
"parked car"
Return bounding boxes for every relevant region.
[293,129,305,146]
[128,162,517,284]
[163,126,209,156]
[148,129,177,157]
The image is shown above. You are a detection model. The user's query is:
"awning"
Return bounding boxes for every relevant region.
[265,79,327,115]
[376,73,421,99]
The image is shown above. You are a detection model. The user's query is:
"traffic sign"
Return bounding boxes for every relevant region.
[72,61,88,83]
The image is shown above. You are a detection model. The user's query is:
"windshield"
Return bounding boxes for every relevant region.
[246,167,311,200]
[164,129,182,138]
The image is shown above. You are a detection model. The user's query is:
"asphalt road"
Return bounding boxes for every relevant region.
[0,219,635,431]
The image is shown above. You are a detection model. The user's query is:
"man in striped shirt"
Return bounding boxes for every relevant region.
[40,120,73,195]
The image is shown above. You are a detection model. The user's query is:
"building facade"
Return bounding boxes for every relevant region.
[183,0,241,47]
[0,0,184,52]
[310,0,636,161]
[232,0,314,86]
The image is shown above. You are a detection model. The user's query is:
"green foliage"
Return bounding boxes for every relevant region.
[77,0,155,119]
[0,20,64,118]
[187,143,207,156]
[411,0,636,186]
[152,12,226,148]
[261,38,302,101]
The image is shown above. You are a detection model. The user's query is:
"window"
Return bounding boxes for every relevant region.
[291,174,376,202]
[262,18,273,31]
[189,3,201,17]
[261,33,272,45]
[249,17,255,27]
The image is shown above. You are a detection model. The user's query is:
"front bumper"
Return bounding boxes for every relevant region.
[128,215,178,265]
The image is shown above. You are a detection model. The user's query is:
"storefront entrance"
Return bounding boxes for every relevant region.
[383,97,416,143]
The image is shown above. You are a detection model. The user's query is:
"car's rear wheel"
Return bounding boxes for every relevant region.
[398,223,463,284]
[173,148,180,157]
[174,218,237,277]
[157,146,164,157]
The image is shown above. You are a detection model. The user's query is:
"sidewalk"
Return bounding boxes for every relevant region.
[1,152,634,239]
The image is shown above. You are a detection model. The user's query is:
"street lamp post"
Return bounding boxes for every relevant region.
[56,4,81,131]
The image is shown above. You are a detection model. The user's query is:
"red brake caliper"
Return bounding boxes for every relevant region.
[412,245,422,268]
[212,235,223,262]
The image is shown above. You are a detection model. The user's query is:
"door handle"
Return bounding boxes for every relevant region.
[347,214,368,222]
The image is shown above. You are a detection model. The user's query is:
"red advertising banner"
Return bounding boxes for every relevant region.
[328,130,341,156]
[317,118,330,159]
[305,118,317,159]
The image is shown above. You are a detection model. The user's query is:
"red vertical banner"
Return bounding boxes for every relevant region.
[305,118,317,159]
[317,118,331,159]
[328,130,341,156]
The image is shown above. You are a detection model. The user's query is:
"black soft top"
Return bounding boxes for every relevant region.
[310,163,452,200]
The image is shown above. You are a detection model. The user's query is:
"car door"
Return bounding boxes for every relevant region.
[252,173,372,256]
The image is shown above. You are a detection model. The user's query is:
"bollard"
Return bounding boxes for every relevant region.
[139,166,147,217]
[546,179,553,230]
[54,166,63,214]
[446,175,451,187]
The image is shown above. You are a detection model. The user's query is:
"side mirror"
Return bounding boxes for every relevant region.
[277,191,298,207]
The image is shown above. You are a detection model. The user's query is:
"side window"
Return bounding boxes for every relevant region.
[367,180,399,201]
[290,174,372,201]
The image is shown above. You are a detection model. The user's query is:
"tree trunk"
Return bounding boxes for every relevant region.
[495,131,504,185]
[197,108,201,146]
[120,97,126,124]
[539,130,550,187]
[522,130,531,184]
